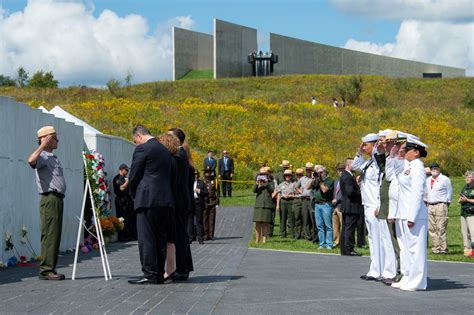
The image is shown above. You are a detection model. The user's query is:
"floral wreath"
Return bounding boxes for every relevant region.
[83,150,111,218]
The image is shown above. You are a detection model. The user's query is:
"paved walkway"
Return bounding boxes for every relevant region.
[1,206,473,314]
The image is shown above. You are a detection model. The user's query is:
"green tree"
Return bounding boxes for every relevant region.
[124,71,133,86]
[28,70,59,88]
[16,67,29,87]
[106,78,122,96]
[0,75,16,86]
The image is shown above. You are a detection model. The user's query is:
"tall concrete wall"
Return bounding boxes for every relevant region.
[214,19,258,78]
[0,97,84,261]
[270,33,465,77]
[173,27,213,80]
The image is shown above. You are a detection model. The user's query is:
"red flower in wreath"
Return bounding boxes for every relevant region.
[98,177,104,184]
[88,154,94,159]
[99,184,106,190]
[97,165,102,170]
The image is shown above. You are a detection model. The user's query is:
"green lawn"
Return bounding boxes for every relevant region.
[179,69,213,80]
[224,177,473,263]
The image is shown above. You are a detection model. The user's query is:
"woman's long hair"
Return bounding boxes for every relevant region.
[182,142,195,169]
[158,133,180,155]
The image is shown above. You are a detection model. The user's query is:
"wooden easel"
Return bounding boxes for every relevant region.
[72,156,112,280]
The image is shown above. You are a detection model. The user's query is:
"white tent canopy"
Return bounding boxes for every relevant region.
[45,106,103,135]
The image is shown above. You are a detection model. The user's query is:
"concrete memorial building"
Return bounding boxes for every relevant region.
[173,18,465,80]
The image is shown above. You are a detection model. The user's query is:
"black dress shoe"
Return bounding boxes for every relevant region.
[360,275,376,281]
[128,277,160,285]
[198,239,204,244]
[172,272,189,281]
[347,251,362,256]
[164,272,175,284]
[382,278,394,286]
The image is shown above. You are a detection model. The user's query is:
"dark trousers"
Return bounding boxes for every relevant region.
[115,197,137,241]
[280,199,293,237]
[221,171,232,197]
[175,207,194,274]
[189,200,204,241]
[292,198,303,239]
[39,194,63,276]
[302,198,315,241]
[356,212,366,247]
[342,213,359,254]
[269,207,276,236]
[388,220,401,274]
[136,207,169,281]
[203,205,216,240]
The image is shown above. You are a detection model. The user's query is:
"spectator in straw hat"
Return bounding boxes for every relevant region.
[253,167,275,243]
[296,162,317,241]
[28,126,66,281]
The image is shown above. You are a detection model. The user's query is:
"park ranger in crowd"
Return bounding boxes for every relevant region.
[275,169,296,238]
[353,133,396,282]
[292,168,305,239]
[295,162,317,242]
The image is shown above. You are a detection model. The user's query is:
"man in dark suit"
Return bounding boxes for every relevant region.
[168,128,194,281]
[340,158,363,256]
[128,125,173,285]
[218,150,234,197]
[203,150,217,177]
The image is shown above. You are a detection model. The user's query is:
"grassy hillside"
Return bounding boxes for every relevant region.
[1,75,473,182]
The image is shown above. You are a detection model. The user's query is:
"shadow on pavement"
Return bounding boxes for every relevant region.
[0,241,136,285]
[188,275,244,284]
[427,278,473,291]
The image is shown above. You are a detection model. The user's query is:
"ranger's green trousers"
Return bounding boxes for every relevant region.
[39,194,63,276]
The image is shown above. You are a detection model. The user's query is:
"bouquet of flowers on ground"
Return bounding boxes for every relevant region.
[109,216,125,232]
[99,217,115,237]
[83,150,111,218]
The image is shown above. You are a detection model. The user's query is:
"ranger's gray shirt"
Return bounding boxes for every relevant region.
[34,151,66,195]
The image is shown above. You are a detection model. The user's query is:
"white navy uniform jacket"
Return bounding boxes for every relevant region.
[385,157,405,219]
[397,158,428,222]
[353,154,382,209]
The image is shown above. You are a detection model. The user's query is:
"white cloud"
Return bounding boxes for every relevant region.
[331,0,474,21]
[344,20,474,75]
[0,0,195,86]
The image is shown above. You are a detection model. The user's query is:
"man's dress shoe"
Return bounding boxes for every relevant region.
[128,277,161,285]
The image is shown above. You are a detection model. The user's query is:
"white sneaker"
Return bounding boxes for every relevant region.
[400,285,426,292]
[391,276,405,288]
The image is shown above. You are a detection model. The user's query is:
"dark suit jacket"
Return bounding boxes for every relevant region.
[203,157,217,172]
[218,156,234,176]
[174,147,192,215]
[129,138,173,210]
[194,179,208,213]
[340,170,363,214]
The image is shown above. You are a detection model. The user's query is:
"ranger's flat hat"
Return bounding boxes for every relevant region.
[361,133,379,143]
[305,162,314,169]
[280,160,292,168]
[37,126,56,138]
[295,168,304,175]
[259,166,269,174]
[283,169,293,175]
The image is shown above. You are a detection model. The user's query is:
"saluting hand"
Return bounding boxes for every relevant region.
[40,135,53,149]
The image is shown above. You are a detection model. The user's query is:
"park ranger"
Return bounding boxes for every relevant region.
[28,126,66,281]
[292,168,305,239]
[353,133,396,282]
[275,169,296,238]
[296,162,317,242]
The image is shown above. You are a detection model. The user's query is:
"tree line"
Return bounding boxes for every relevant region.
[0,67,59,88]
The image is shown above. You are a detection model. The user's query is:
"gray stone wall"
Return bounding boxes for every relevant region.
[270,33,465,78]
[173,27,213,80]
[214,19,257,78]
